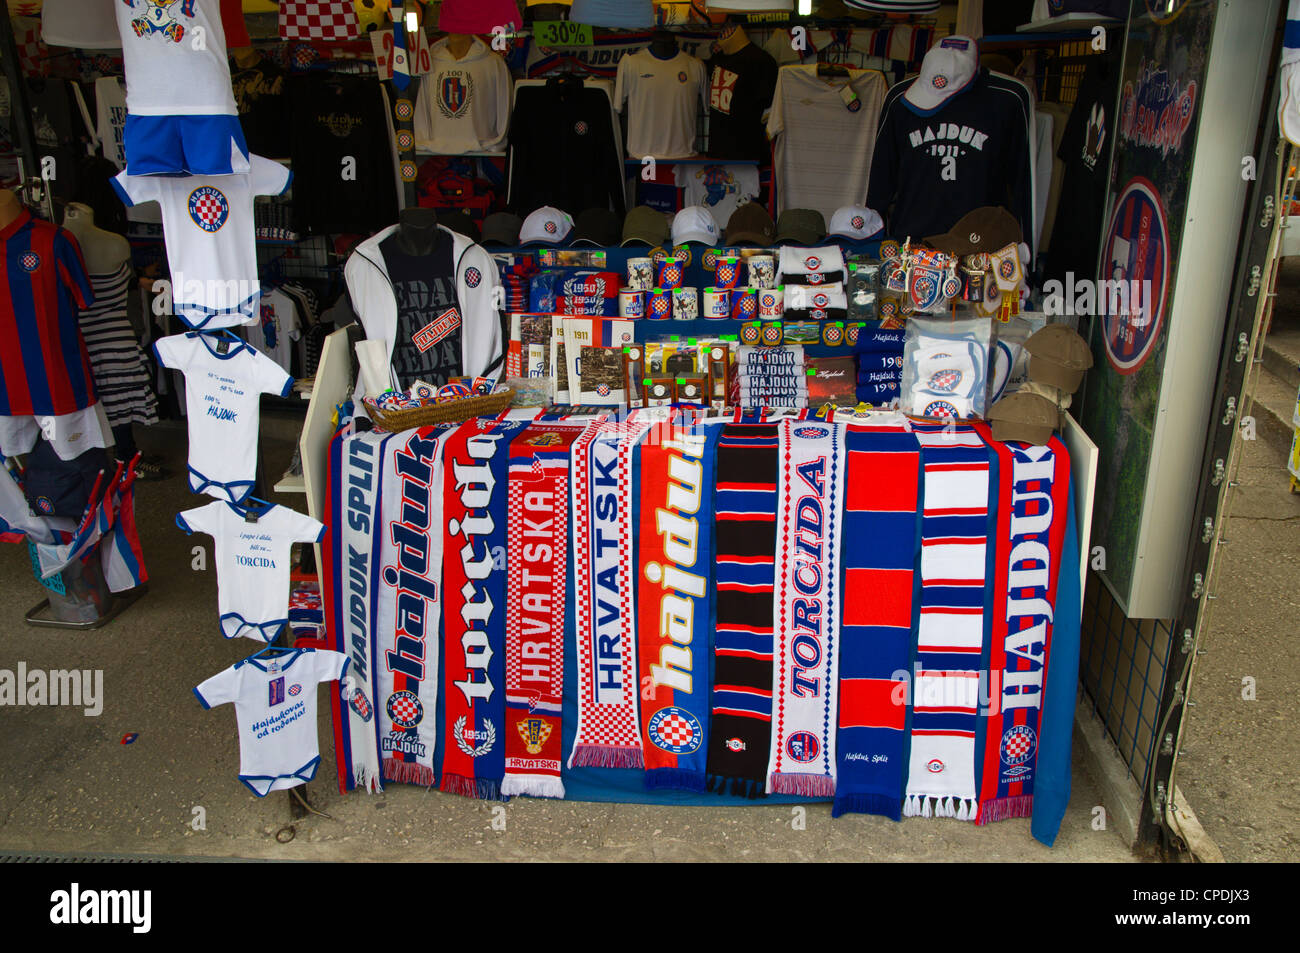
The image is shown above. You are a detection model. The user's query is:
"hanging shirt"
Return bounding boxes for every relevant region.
[767,65,887,223]
[112,155,291,329]
[0,210,96,417]
[177,500,325,641]
[248,287,301,375]
[569,0,655,28]
[231,54,291,159]
[194,648,349,797]
[153,332,293,503]
[115,0,237,118]
[705,41,779,162]
[379,229,464,388]
[413,36,513,156]
[95,77,128,169]
[615,48,708,160]
[676,163,760,226]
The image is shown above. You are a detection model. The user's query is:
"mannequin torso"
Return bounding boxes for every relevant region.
[62,203,130,275]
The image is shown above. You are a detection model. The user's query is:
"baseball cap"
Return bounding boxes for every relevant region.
[480,211,523,246]
[988,391,1062,446]
[775,208,828,246]
[571,207,622,247]
[905,36,979,113]
[1024,323,1094,393]
[519,206,575,246]
[725,203,776,246]
[828,205,884,242]
[924,207,1022,257]
[671,205,722,246]
[439,209,481,243]
[621,205,672,247]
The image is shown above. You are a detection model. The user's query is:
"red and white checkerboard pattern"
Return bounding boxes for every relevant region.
[1003,729,1032,762]
[192,192,226,227]
[279,0,359,41]
[389,693,420,726]
[654,712,695,747]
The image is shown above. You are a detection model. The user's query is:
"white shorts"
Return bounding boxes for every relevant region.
[0,405,111,460]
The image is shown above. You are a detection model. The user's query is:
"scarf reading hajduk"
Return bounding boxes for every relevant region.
[974,427,1071,824]
[376,425,454,787]
[766,418,847,797]
[502,422,585,798]
[635,409,722,792]
[904,421,994,821]
[440,418,524,800]
[834,419,921,819]
[705,420,779,797]
[569,416,654,769]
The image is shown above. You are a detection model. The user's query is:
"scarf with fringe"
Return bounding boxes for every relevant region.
[705,421,780,796]
[766,418,846,796]
[975,428,1072,824]
[904,422,993,821]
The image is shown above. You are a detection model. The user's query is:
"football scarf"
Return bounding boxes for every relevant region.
[636,411,721,792]
[705,422,780,797]
[569,417,653,769]
[766,419,847,797]
[100,455,148,593]
[975,428,1072,824]
[904,422,994,820]
[502,423,584,798]
[376,425,453,788]
[440,418,522,800]
[324,427,387,793]
[834,422,921,819]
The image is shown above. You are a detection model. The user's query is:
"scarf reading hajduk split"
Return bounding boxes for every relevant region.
[569,416,655,769]
[974,427,1071,824]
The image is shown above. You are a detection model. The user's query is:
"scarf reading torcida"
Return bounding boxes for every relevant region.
[766,419,847,797]
[569,417,654,769]
[636,410,721,792]
[440,418,523,800]
[502,422,585,798]
[974,427,1071,824]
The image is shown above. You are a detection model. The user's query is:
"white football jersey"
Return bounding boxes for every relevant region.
[195,648,349,797]
[676,163,760,230]
[115,0,237,117]
[615,49,707,160]
[177,500,324,642]
[113,156,291,328]
[154,333,292,503]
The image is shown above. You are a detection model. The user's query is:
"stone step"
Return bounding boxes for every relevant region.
[1246,360,1297,459]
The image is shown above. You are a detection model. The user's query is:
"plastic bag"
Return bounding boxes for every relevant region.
[902,315,992,420]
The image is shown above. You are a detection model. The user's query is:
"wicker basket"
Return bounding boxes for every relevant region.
[367,389,515,431]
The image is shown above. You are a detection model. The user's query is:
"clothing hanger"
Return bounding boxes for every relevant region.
[249,639,298,661]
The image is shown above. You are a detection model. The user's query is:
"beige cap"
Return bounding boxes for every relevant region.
[1024,324,1093,393]
[988,391,1062,446]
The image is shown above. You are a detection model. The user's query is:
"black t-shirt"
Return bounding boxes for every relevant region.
[380,229,463,388]
[232,55,290,159]
[705,42,778,163]
[1046,50,1120,284]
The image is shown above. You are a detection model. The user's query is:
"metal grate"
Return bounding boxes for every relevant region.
[1079,573,1176,790]
[0,851,272,863]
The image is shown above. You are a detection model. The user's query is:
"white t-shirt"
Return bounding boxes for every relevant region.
[676,163,760,228]
[154,333,292,502]
[177,500,325,641]
[615,49,707,160]
[413,36,512,155]
[43,0,119,49]
[115,0,237,117]
[113,156,291,328]
[95,77,128,169]
[194,648,349,797]
[246,287,301,375]
[767,65,887,222]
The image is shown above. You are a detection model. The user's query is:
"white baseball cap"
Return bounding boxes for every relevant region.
[671,205,722,246]
[828,205,884,242]
[904,36,979,114]
[519,206,575,245]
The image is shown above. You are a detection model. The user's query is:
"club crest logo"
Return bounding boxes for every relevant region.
[805,256,822,271]
[741,323,760,343]
[544,221,557,234]
[394,98,414,121]
[596,383,611,397]
[786,730,820,763]
[793,425,828,439]
[851,215,865,230]
[928,368,963,392]
[465,267,482,288]
[188,187,230,232]
[927,758,945,773]
[348,685,373,722]
[648,707,703,754]
[812,292,830,308]
[677,71,688,83]
[19,251,40,272]
[933,74,948,89]
[386,689,424,729]
[574,120,588,136]
[1000,724,1037,766]
[924,400,959,418]
[454,715,496,757]
[438,74,471,118]
[725,737,746,752]
[288,683,302,697]
[517,717,553,755]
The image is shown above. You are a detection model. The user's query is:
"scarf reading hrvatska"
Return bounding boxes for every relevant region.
[502,423,585,798]
[636,411,722,791]
[834,420,921,819]
[706,421,779,797]
[766,419,847,796]
[569,417,655,769]
[905,422,993,821]
[440,418,524,800]
[974,427,1071,824]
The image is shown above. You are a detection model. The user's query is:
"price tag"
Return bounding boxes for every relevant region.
[533,20,595,47]
[371,26,435,81]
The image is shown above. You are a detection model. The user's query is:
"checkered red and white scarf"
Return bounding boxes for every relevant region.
[279,0,359,41]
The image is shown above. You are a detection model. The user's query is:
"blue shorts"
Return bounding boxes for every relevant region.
[123,114,250,176]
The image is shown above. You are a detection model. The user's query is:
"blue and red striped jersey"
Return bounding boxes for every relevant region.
[0,210,97,416]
